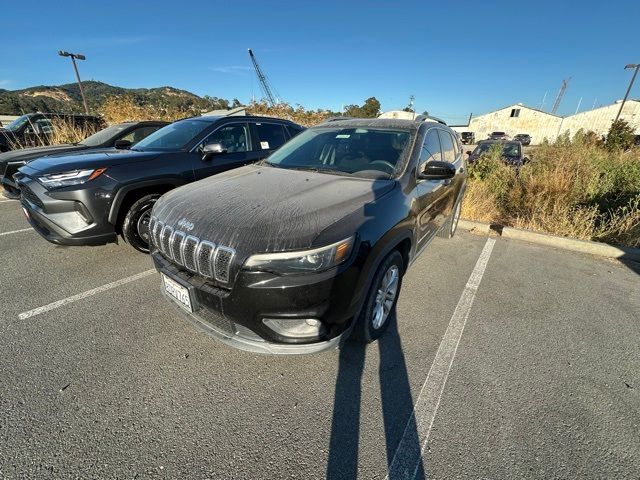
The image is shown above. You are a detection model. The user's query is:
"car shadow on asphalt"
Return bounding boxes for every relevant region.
[326,314,425,480]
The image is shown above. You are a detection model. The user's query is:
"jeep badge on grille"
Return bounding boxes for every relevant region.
[177,218,194,231]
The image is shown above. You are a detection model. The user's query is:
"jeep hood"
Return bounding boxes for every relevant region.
[21,149,160,174]
[153,164,395,258]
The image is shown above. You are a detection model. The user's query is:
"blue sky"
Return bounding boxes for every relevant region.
[3,0,639,124]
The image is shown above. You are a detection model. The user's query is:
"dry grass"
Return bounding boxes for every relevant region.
[462,140,640,248]
[99,95,199,123]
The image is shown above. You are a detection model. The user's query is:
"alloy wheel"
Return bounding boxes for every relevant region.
[372,265,399,329]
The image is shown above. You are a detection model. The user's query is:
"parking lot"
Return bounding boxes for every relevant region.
[1,196,639,479]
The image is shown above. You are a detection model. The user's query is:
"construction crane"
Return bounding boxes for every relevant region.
[551,78,570,114]
[248,48,279,106]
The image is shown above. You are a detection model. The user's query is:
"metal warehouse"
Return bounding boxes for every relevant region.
[452,100,640,144]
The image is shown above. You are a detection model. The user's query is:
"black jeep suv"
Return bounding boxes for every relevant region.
[15,115,303,252]
[0,113,105,152]
[150,118,466,354]
[1,121,167,198]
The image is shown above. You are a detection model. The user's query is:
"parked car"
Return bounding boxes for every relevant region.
[461,131,475,145]
[0,113,105,152]
[513,133,531,146]
[15,115,304,252]
[149,118,466,354]
[0,121,168,199]
[467,140,529,166]
[488,131,509,141]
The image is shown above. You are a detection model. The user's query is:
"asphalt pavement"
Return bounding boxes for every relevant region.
[1,197,638,479]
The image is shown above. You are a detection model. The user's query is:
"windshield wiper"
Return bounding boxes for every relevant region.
[288,166,346,175]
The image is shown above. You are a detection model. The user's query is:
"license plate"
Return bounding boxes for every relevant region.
[161,273,193,312]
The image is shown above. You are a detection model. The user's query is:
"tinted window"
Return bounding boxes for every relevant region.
[266,127,412,179]
[121,126,163,145]
[285,125,303,139]
[256,123,287,150]
[132,120,210,152]
[420,129,442,165]
[81,124,129,146]
[198,124,249,153]
[438,130,456,163]
[5,115,31,132]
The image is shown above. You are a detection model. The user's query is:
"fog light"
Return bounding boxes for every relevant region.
[262,318,326,339]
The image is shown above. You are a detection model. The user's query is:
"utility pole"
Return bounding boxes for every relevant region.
[614,63,639,123]
[58,50,89,115]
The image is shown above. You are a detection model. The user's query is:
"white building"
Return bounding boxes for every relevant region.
[451,100,640,144]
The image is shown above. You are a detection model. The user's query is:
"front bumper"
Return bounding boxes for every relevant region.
[16,176,117,246]
[152,251,363,354]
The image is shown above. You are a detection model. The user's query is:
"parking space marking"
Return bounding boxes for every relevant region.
[18,269,157,320]
[0,228,32,236]
[0,199,18,203]
[387,237,496,480]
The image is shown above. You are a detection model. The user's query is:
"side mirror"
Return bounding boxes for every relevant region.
[114,139,132,149]
[419,160,456,180]
[201,143,227,160]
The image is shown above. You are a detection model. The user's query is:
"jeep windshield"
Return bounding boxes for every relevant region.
[265,127,412,179]
[131,119,209,152]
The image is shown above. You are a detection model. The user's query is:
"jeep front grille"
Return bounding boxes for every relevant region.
[149,216,235,284]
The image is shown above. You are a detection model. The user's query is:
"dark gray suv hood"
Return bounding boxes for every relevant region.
[152,164,395,259]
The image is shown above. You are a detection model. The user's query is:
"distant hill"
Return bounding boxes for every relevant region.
[0,81,236,115]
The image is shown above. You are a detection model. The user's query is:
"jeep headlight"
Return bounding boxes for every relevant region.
[37,168,106,189]
[244,236,354,274]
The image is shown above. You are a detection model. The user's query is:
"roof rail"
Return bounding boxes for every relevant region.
[414,114,447,125]
[320,116,355,124]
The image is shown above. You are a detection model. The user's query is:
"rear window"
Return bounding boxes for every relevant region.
[255,123,287,150]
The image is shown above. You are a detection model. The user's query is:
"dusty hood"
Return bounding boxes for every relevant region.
[153,164,395,259]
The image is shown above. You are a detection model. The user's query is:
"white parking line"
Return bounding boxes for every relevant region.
[18,269,156,320]
[387,237,496,480]
[0,228,32,237]
[0,199,17,203]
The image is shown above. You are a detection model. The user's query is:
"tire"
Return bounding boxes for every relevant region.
[121,194,160,253]
[352,250,404,343]
[438,194,463,239]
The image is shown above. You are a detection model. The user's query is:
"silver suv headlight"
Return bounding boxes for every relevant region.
[244,236,354,274]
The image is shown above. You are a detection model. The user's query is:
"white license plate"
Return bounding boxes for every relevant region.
[161,273,193,312]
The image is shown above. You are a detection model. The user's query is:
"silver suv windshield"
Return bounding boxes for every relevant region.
[265,127,412,179]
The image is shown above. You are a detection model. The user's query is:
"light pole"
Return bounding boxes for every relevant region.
[614,63,640,123]
[58,50,89,115]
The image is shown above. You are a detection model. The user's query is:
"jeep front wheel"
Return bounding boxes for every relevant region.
[352,250,404,343]
[121,194,160,253]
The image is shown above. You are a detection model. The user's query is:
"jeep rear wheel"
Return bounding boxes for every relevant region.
[352,250,404,343]
[121,194,160,253]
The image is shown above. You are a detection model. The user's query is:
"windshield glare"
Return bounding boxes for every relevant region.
[266,127,412,178]
[132,120,208,151]
[81,125,129,147]
[5,115,30,132]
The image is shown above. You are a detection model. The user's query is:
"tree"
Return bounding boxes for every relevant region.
[605,119,635,151]
[343,97,381,118]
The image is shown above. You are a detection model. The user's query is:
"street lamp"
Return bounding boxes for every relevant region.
[58,50,90,115]
[614,63,640,123]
